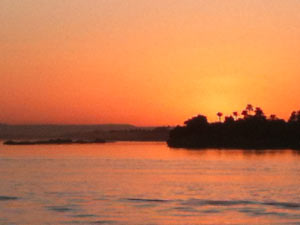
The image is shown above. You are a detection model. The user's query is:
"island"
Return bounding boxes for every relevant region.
[167,105,300,149]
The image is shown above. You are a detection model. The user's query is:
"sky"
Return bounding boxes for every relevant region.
[1,0,300,126]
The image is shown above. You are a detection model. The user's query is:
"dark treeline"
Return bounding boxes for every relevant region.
[167,104,300,149]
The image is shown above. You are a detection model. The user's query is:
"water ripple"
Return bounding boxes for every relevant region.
[47,206,74,212]
[264,201,300,209]
[181,199,300,209]
[71,214,97,218]
[0,196,19,201]
[123,198,170,203]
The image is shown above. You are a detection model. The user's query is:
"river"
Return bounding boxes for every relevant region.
[1,142,300,224]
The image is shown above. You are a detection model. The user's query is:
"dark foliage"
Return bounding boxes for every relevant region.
[167,105,300,149]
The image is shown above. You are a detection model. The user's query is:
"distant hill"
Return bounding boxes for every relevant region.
[0,124,136,139]
[0,124,171,141]
[61,127,171,142]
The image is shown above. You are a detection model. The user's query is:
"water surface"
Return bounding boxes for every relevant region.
[1,142,300,224]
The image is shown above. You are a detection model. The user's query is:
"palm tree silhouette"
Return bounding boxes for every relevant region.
[254,107,264,117]
[217,112,223,122]
[246,104,254,115]
[241,110,248,118]
[233,111,238,120]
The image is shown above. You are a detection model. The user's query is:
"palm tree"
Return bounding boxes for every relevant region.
[233,111,238,120]
[246,104,254,115]
[254,107,264,117]
[217,112,223,122]
[241,110,248,118]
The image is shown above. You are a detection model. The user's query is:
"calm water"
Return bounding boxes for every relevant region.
[1,142,300,225]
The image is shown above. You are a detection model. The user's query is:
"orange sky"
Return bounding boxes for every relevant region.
[1,0,300,126]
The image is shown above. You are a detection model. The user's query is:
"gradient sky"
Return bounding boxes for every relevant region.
[1,0,300,125]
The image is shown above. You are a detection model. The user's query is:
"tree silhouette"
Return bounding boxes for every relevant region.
[167,105,300,149]
[184,115,208,128]
[217,112,223,122]
[254,107,265,118]
[233,111,239,120]
[297,111,300,123]
[289,111,297,123]
[246,104,254,115]
[241,110,248,118]
[225,116,234,124]
[270,114,277,120]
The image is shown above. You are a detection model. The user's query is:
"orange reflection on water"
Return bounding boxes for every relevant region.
[1,142,300,224]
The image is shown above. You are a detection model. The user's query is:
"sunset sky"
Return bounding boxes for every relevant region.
[1,0,300,126]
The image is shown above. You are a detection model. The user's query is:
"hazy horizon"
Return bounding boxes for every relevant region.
[1,0,300,125]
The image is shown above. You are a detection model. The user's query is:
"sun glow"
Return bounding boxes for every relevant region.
[1,1,300,125]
